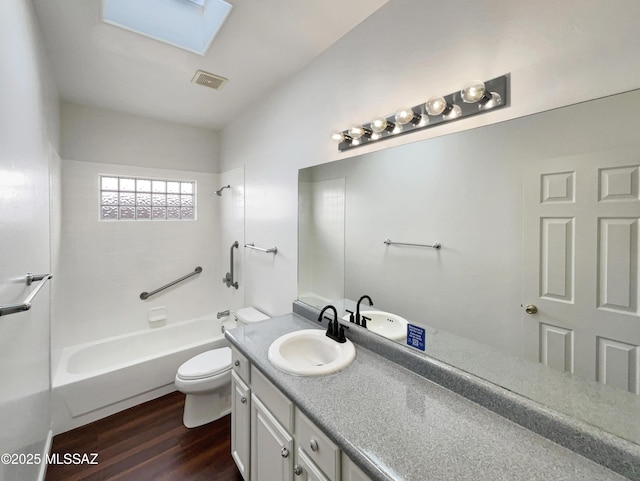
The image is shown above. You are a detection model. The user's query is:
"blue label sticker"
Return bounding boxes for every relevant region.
[406,324,426,351]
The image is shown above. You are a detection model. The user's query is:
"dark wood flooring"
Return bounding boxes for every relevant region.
[45,391,243,481]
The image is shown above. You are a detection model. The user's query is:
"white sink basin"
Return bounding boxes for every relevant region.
[268,329,356,376]
[343,310,408,341]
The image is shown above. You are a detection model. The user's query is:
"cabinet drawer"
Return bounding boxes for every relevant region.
[231,347,250,383]
[295,448,331,481]
[251,365,294,432]
[295,409,340,481]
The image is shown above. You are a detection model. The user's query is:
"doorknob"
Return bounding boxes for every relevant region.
[525,304,538,315]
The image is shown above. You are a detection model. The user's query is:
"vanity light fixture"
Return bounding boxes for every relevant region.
[332,74,509,151]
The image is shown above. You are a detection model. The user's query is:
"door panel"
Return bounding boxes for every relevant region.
[524,147,640,393]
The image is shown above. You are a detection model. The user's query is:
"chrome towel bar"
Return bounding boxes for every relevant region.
[140,266,202,300]
[244,243,278,254]
[0,273,52,317]
[383,238,441,249]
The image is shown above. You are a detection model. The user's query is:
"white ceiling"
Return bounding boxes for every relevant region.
[33,0,388,130]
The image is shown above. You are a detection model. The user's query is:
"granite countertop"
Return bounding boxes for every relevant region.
[225,313,627,481]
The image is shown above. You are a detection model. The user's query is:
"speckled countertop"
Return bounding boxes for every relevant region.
[225,313,627,481]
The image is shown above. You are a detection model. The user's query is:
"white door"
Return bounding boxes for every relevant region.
[523,147,640,393]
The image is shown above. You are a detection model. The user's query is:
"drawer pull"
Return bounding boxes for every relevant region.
[309,439,319,452]
[281,447,289,458]
[294,465,302,476]
[240,396,247,404]
[234,360,240,367]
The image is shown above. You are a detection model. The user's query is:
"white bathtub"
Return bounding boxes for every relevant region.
[53,314,235,432]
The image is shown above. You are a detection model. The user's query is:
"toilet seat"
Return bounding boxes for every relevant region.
[177,347,231,380]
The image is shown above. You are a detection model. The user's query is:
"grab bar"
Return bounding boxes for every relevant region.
[244,243,278,254]
[0,273,52,317]
[140,266,202,300]
[383,238,442,249]
[223,241,239,289]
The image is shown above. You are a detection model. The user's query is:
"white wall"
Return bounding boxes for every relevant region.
[219,0,640,316]
[0,0,60,478]
[298,178,345,306]
[61,101,220,172]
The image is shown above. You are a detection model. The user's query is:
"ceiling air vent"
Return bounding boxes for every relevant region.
[191,70,228,90]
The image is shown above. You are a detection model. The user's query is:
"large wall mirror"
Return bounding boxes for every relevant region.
[298,89,640,445]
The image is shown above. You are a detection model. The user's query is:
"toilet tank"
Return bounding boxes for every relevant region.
[235,307,269,326]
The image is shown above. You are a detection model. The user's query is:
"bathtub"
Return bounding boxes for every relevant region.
[53,314,235,432]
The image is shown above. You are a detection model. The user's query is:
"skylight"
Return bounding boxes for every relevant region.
[102,0,233,55]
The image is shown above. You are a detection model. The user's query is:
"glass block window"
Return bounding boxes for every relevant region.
[100,176,196,221]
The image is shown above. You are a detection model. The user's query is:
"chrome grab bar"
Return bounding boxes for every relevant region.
[244,243,278,254]
[223,241,239,289]
[383,238,442,249]
[140,266,202,300]
[0,273,52,317]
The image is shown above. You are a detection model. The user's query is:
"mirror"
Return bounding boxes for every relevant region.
[298,88,640,444]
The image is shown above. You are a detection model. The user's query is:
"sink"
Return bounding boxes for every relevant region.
[268,329,356,376]
[343,310,408,341]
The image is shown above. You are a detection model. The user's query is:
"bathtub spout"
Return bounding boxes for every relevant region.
[217,310,230,319]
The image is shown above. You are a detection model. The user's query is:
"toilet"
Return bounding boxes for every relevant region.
[175,307,270,428]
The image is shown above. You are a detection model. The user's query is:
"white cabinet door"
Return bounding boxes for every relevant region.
[294,448,331,481]
[523,148,640,393]
[251,394,294,481]
[231,371,251,480]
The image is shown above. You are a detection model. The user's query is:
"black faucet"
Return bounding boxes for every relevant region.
[318,305,349,343]
[356,295,373,326]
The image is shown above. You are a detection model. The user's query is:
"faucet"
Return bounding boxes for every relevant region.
[355,295,373,327]
[317,305,349,343]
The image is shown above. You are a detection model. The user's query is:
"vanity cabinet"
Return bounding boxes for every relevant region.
[230,346,371,481]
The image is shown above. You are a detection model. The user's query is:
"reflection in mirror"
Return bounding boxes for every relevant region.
[298,177,345,307]
[298,89,640,445]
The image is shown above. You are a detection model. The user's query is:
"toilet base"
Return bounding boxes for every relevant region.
[182,383,231,428]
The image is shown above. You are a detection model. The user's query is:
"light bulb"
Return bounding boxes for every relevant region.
[348,125,365,139]
[348,125,372,140]
[478,92,503,110]
[394,108,417,125]
[371,117,395,133]
[331,131,351,143]
[461,80,486,103]
[425,96,447,116]
[443,104,462,120]
[371,117,387,132]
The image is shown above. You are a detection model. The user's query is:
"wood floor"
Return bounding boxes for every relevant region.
[45,391,243,481]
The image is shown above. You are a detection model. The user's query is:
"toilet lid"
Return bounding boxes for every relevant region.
[177,347,232,380]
